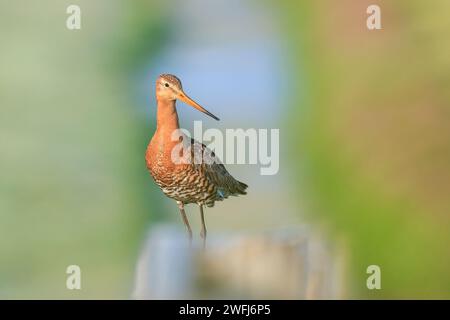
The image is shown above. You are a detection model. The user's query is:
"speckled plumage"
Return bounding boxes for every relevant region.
[146,137,247,207]
[146,74,247,207]
[159,73,182,88]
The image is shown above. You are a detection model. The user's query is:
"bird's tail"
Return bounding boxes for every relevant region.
[235,180,248,195]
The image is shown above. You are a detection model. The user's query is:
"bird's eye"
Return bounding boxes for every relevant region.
[164,83,169,87]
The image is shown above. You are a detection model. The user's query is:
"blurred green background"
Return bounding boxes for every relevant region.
[0,0,449,299]
[281,0,450,298]
[0,0,168,298]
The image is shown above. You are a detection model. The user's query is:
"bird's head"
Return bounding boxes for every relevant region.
[156,74,219,121]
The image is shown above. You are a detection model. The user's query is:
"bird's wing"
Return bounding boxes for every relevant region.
[190,138,248,197]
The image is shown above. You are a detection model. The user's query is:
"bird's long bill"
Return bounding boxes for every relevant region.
[178,91,220,121]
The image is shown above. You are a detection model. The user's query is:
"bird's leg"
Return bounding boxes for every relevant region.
[199,204,207,249]
[177,201,192,244]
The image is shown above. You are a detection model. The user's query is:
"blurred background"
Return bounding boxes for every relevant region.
[0,0,449,299]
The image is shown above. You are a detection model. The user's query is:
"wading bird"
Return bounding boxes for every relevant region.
[145,74,248,247]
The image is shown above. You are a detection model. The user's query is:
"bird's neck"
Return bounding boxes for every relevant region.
[156,99,180,134]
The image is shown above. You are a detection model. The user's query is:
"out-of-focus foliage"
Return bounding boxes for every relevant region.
[0,0,167,298]
[281,0,450,298]
[2,0,449,299]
